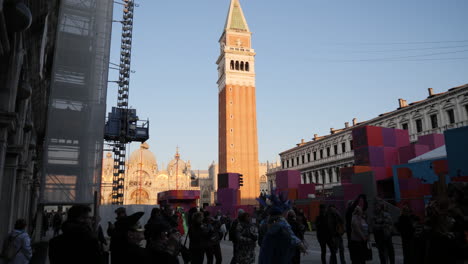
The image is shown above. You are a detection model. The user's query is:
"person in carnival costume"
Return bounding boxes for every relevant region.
[257,191,307,264]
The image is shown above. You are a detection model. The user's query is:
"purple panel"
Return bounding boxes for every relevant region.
[275,170,301,189]
[418,134,445,151]
[217,188,239,206]
[355,146,385,167]
[218,173,240,189]
[382,128,397,147]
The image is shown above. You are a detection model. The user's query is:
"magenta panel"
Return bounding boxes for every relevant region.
[297,184,315,199]
[395,129,410,148]
[275,170,301,189]
[398,144,430,164]
[383,147,399,167]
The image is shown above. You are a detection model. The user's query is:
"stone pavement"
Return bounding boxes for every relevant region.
[33,229,405,263]
[181,231,404,263]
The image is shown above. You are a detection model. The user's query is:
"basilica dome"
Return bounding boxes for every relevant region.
[167,150,190,175]
[128,142,158,171]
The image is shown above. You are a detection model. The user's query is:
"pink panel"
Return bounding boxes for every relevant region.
[383,147,399,167]
[418,134,445,150]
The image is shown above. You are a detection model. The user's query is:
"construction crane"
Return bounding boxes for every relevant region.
[104,0,149,205]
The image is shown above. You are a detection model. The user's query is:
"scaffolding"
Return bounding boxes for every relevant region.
[40,0,113,205]
[104,0,149,205]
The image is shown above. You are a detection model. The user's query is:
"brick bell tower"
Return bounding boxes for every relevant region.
[217,0,259,205]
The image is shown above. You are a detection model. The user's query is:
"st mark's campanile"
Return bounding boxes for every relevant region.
[217,0,259,205]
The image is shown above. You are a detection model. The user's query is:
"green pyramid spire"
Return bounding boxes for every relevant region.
[225,0,250,32]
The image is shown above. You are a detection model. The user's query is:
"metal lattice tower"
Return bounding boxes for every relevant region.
[111,0,134,205]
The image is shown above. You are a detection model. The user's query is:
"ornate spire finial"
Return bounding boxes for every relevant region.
[175,146,180,159]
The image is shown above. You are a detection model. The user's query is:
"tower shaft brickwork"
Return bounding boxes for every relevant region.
[217,0,259,205]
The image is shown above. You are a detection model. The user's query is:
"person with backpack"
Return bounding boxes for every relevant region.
[328,204,346,264]
[1,219,32,264]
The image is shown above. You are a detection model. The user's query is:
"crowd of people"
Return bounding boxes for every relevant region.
[313,184,468,264]
[1,182,467,264]
[42,193,309,264]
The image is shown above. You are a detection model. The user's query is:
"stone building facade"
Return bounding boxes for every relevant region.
[275,85,468,191]
[101,143,199,205]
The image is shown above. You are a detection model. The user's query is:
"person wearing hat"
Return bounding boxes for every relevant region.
[146,222,180,264]
[109,207,128,263]
[112,211,148,264]
[258,194,306,264]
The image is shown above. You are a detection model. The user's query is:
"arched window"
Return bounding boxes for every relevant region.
[245,62,250,71]
[240,61,244,71]
[235,61,239,70]
[230,60,234,70]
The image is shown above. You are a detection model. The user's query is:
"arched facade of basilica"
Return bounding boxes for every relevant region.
[101,143,199,205]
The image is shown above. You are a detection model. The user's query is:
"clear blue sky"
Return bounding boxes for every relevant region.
[107,0,468,170]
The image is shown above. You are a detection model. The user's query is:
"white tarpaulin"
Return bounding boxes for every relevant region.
[409,145,447,163]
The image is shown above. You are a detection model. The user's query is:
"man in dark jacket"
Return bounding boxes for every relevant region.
[49,205,102,264]
[117,212,148,264]
[228,209,244,264]
[316,204,334,264]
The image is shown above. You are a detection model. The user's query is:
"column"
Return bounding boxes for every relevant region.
[0,150,20,237]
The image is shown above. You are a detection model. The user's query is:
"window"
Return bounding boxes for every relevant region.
[465,105,468,117]
[245,62,250,71]
[296,157,299,165]
[326,147,330,157]
[415,119,422,132]
[301,155,305,164]
[402,123,408,130]
[320,150,323,159]
[313,152,317,160]
[307,153,310,162]
[334,145,338,155]
[341,142,346,153]
[447,109,455,124]
[230,60,234,70]
[235,61,239,70]
[308,174,313,183]
[430,114,438,129]
[282,161,285,169]
[286,160,290,168]
[314,172,319,183]
[240,61,244,71]
[336,167,341,183]
[350,140,354,150]
[302,174,306,184]
[328,169,333,183]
